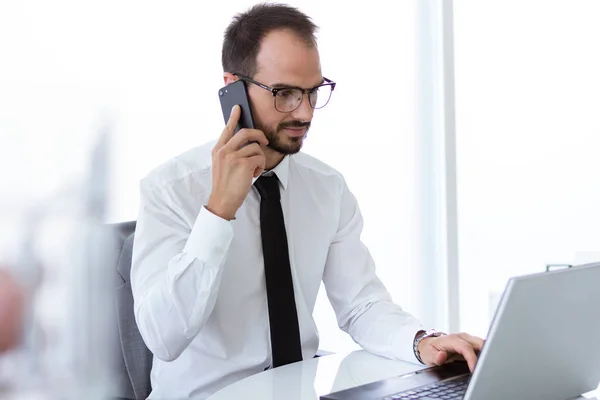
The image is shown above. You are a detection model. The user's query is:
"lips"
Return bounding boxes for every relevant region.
[282,127,306,137]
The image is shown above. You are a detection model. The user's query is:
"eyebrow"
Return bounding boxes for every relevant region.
[270,78,325,89]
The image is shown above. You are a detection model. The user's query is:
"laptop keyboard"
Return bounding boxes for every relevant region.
[380,374,469,399]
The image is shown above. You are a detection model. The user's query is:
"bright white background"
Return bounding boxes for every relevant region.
[2,0,599,355]
[454,0,600,337]
[0,0,428,354]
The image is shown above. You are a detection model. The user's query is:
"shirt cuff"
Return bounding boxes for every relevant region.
[182,205,234,267]
[391,323,426,365]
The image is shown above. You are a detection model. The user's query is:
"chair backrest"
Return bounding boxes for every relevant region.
[109,221,153,400]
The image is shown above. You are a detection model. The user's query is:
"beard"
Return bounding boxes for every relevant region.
[256,119,311,155]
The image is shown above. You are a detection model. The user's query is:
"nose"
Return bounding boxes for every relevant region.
[290,92,314,122]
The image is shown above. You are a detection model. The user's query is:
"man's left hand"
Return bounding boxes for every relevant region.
[417,332,485,372]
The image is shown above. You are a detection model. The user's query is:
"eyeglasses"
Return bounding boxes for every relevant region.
[233,73,336,113]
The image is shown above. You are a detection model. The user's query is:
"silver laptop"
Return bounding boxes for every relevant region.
[321,262,600,400]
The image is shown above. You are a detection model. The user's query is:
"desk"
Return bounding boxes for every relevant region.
[207,350,600,400]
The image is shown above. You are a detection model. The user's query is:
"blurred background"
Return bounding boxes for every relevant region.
[1,0,598,375]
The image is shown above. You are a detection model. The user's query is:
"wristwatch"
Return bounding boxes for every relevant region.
[413,329,447,364]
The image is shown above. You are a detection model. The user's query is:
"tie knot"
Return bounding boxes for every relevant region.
[254,173,281,200]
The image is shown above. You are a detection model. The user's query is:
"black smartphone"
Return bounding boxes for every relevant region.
[218,80,255,134]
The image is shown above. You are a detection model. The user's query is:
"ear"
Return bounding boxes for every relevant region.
[223,72,238,86]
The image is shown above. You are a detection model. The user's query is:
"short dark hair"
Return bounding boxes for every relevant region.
[222,3,319,77]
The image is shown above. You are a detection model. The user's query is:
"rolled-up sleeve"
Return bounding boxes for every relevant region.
[322,179,424,364]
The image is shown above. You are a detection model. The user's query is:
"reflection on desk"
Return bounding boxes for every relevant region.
[207,350,600,400]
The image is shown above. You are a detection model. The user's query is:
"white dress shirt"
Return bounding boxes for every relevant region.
[131,141,424,399]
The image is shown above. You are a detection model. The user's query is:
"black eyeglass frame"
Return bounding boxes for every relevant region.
[233,73,336,113]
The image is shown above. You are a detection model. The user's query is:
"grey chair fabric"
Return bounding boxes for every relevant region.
[110,221,153,400]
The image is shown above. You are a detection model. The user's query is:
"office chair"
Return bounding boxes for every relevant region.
[109,221,153,400]
[107,220,333,399]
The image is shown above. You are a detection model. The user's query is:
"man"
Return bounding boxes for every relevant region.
[0,269,24,353]
[131,3,484,399]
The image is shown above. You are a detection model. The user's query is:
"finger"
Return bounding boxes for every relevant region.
[215,105,241,151]
[419,341,447,367]
[245,154,266,176]
[458,332,485,352]
[235,142,264,159]
[254,164,265,178]
[432,350,461,366]
[440,337,478,372]
[224,128,269,152]
[434,350,448,366]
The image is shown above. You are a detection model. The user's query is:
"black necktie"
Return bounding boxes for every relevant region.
[254,173,303,368]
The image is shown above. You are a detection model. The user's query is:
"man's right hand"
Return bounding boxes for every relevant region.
[207,105,268,221]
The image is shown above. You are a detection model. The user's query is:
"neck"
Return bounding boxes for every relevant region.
[263,146,286,171]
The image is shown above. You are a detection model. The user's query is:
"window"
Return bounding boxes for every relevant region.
[454,0,600,337]
[1,0,449,354]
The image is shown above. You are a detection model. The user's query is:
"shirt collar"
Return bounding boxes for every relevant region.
[251,155,290,190]
[270,155,290,190]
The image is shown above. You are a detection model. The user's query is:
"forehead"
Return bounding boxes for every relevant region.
[254,29,322,87]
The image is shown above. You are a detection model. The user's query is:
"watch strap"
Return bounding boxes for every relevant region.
[413,329,447,364]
